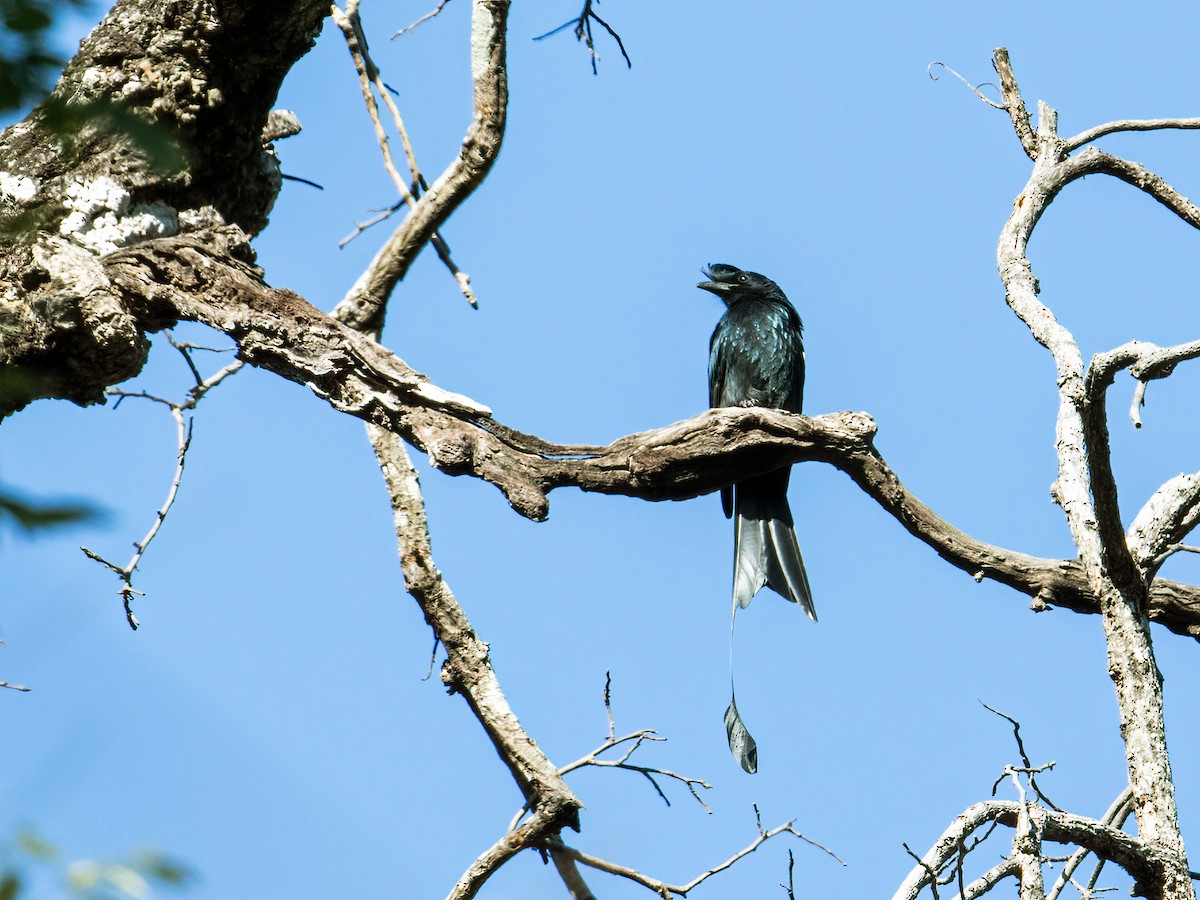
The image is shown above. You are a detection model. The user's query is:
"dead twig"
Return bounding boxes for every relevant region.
[534,0,631,75]
[927,62,1002,109]
[81,336,243,628]
[510,673,713,831]
[392,0,452,39]
[331,1,478,308]
[544,805,843,897]
[981,702,1062,811]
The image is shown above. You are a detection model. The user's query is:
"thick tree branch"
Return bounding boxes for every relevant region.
[370,427,581,900]
[992,48,1194,898]
[1059,148,1200,231]
[1088,339,1200,571]
[0,0,329,416]
[894,800,1171,900]
[82,231,1200,641]
[1130,474,1200,572]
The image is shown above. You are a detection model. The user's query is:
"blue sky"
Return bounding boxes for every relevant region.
[5,1,1200,897]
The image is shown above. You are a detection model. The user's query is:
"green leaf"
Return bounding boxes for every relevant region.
[0,492,99,532]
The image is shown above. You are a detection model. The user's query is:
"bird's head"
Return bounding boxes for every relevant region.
[696,264,782,304]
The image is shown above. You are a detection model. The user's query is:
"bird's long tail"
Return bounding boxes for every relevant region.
[731,473,815,618]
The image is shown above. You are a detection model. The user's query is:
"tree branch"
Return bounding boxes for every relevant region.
[1065,117,1200,152]
[331,0,476,306]
[1045,787,1134,900]
[333,0,508,331]
[544,810,842,897]
[1060,148,1200,231]
[993,48,1037,159]
[894,800,1168,900]
[370,426,582,899]
[86,230,1200,641]
[990,48,1194,898]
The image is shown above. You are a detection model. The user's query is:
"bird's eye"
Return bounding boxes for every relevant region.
[737,274,748,284]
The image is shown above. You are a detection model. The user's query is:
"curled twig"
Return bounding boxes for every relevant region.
[927,61,1002,109]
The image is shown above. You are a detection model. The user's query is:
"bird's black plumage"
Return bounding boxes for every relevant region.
[699,263,815,618]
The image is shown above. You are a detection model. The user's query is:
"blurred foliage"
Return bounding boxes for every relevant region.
[0,485,99,537]
[0,830,193,899]
[0,0,91,112]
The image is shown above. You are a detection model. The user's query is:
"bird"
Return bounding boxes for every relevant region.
[698,263,815,619]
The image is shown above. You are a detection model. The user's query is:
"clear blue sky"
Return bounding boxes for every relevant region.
[5,1,1200,897]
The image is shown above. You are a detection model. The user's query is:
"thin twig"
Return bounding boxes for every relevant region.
[0,681,31,692]
[981,702,1062,811]
[545,811,842,897]
[904,842,942,900]
[927,62,1003,109]
[603,670,615,740]
[533,0,631,75]
[331,1,477,307]
[392,0,452,39]
[1147,544,1200,573]
[81,339,243,628]
[781,849,795,899]
[523,674,714,821]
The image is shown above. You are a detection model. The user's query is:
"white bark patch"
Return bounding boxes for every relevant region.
[0,172,37,202]
[59,176,179,254]
[470,1,495,82]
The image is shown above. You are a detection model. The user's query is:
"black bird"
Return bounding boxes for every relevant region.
[698,264,815,618]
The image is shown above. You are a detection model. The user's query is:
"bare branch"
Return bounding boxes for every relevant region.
[992,50,1194,891]
[331,2,477,307]
[928,62,1003,109]
[534,0,631,76]
[550,849,597,900]
[1060,148,1200,231]
[369,427,581,900]
[1066,117,1200,152]
[1130,474,1200,571]
[992,49,1037,158]
[334,0,508,330]
[894,801,1167,900]
[80,341,243,628]
[980,702,1062,811]
[393,0,453,39]
[100,232,1200,640]
[0,681,31,692]
[550,675,713,814]
[545,813,842,897]
[1046,788,1135,900]
[1119,339,1200,429]
[955,859,1020,900]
